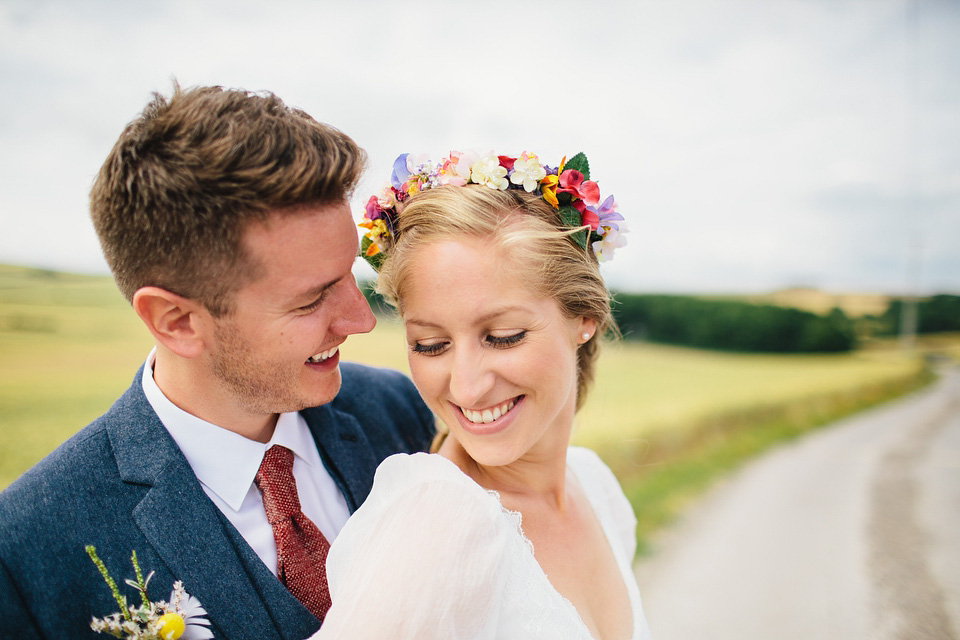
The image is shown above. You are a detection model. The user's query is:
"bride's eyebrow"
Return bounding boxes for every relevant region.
[405,306,529,329]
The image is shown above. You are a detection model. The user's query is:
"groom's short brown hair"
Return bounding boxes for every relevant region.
[90,83,366,316]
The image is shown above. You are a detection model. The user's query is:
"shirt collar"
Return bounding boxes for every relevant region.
[141,349,318,512]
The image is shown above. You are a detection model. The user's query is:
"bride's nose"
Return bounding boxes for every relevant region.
[447,346,495,409]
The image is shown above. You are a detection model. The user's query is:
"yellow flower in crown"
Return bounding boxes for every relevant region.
[539,156,566,209]
[358,151,629,270]
[358,218,390,257]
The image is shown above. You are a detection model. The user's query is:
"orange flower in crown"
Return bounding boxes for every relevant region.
[359,151,628,271]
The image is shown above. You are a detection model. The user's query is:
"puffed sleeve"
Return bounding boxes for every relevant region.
[310,453,511,640]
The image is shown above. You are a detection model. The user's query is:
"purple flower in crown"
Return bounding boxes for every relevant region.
[359,149,630,269]
[591,195,624,235]
[390,153,411,190]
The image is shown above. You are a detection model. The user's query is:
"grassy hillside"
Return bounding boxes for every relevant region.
[0,264,939,549]
[733,287,891,317]
[0,265,153,485]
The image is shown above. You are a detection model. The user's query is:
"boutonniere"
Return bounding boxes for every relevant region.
[85,545,213,639]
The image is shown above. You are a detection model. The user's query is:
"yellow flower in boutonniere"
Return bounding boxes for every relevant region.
[156,613,185,639]
[85,545,213,639]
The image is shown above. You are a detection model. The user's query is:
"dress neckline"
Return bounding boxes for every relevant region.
[481,448,638,640]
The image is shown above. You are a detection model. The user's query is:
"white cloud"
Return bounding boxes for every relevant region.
[1,0,957,294]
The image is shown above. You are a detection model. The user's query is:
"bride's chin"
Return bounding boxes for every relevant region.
[451,437,521,469]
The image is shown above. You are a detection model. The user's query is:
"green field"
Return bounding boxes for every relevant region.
[0,264,939,547]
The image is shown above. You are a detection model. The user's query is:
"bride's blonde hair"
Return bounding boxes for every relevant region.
[375,184,617,412]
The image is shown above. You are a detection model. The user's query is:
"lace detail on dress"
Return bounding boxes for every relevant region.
[485,488,535,555]
[485,488,590,638]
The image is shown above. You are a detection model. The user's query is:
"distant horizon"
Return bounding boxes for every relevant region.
[3,260,954,300]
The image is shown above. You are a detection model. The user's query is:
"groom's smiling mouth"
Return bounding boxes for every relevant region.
[306,347,339,364]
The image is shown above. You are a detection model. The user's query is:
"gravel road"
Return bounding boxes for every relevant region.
[634,365,960,640]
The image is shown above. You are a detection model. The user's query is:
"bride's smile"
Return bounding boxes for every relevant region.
[402,236,593,469]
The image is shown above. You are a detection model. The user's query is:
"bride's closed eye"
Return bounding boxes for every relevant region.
[410,331,527,356]
[486,331,526,348]
[411,341,448,356]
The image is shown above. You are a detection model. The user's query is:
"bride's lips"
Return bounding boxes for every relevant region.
[455,396,523,436]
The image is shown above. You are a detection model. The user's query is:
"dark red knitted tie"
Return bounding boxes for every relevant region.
[254,445,332,621]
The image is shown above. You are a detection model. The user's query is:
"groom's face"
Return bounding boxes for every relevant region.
[205,201,376,416]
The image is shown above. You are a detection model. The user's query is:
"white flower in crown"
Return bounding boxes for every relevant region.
[470,155,510,190]
[405,153,434,175]
[510,152,547,192]
[439,150,479,186]
[592,224,628,262]
[376,185,398,209]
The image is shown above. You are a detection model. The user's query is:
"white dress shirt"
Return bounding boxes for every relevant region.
[141,349,351,576]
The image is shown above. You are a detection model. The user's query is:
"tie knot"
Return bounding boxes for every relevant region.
[255,445,301,524]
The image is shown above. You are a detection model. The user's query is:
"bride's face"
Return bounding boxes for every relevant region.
[401,236,595,467]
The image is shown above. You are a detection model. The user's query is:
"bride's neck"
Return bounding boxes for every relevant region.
[440,438,570,511]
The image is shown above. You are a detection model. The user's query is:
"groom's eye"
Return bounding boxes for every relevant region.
[296,289,333,313]
[298,297,325,313]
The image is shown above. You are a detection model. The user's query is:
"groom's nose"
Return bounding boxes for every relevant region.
[330,275,377,337]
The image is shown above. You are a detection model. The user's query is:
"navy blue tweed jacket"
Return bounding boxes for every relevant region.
[0,362,434,639]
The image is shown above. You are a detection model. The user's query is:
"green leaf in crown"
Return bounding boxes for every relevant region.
[563,152,590,180]
[558,204,588,249]
[360,236,386,272]
[359,149,629,266]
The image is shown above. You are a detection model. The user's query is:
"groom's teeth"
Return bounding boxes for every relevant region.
[462,400,516,425]
[307,347,338,363]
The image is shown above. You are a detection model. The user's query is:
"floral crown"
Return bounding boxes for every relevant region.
[359,150,627,271]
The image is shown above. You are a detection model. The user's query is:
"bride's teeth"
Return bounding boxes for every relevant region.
[463,399,516,424]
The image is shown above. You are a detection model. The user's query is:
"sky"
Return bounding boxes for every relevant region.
[1,0,957,295]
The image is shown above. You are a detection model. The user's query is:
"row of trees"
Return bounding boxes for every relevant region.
[612,294,856,353]
[873,295,960,336]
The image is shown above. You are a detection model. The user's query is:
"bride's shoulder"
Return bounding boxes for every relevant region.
[374,451,475,488]
[567,446,626,498]
[567,446,637,557]
[363,452,499,516]
[567,446,616,480]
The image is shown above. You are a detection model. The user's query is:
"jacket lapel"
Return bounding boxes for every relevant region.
[301,404,379,513]
[107,374,286,639]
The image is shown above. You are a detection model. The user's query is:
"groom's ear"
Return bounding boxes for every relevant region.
[132,286,211,359]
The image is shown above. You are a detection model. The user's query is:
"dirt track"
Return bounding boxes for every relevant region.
[634,365,960,640]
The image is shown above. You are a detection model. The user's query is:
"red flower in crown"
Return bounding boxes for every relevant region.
[557,170,601,207]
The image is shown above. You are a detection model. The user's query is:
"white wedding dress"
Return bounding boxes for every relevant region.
[311,447,652,639]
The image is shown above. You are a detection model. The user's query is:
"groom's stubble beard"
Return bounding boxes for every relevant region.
[209,317,333,417]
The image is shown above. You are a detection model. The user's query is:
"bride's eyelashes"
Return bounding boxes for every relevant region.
[486,331,527,349]
[410,331,528,356]
[411,341,448,356]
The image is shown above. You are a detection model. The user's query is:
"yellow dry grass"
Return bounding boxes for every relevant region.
[0,264,932,490]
